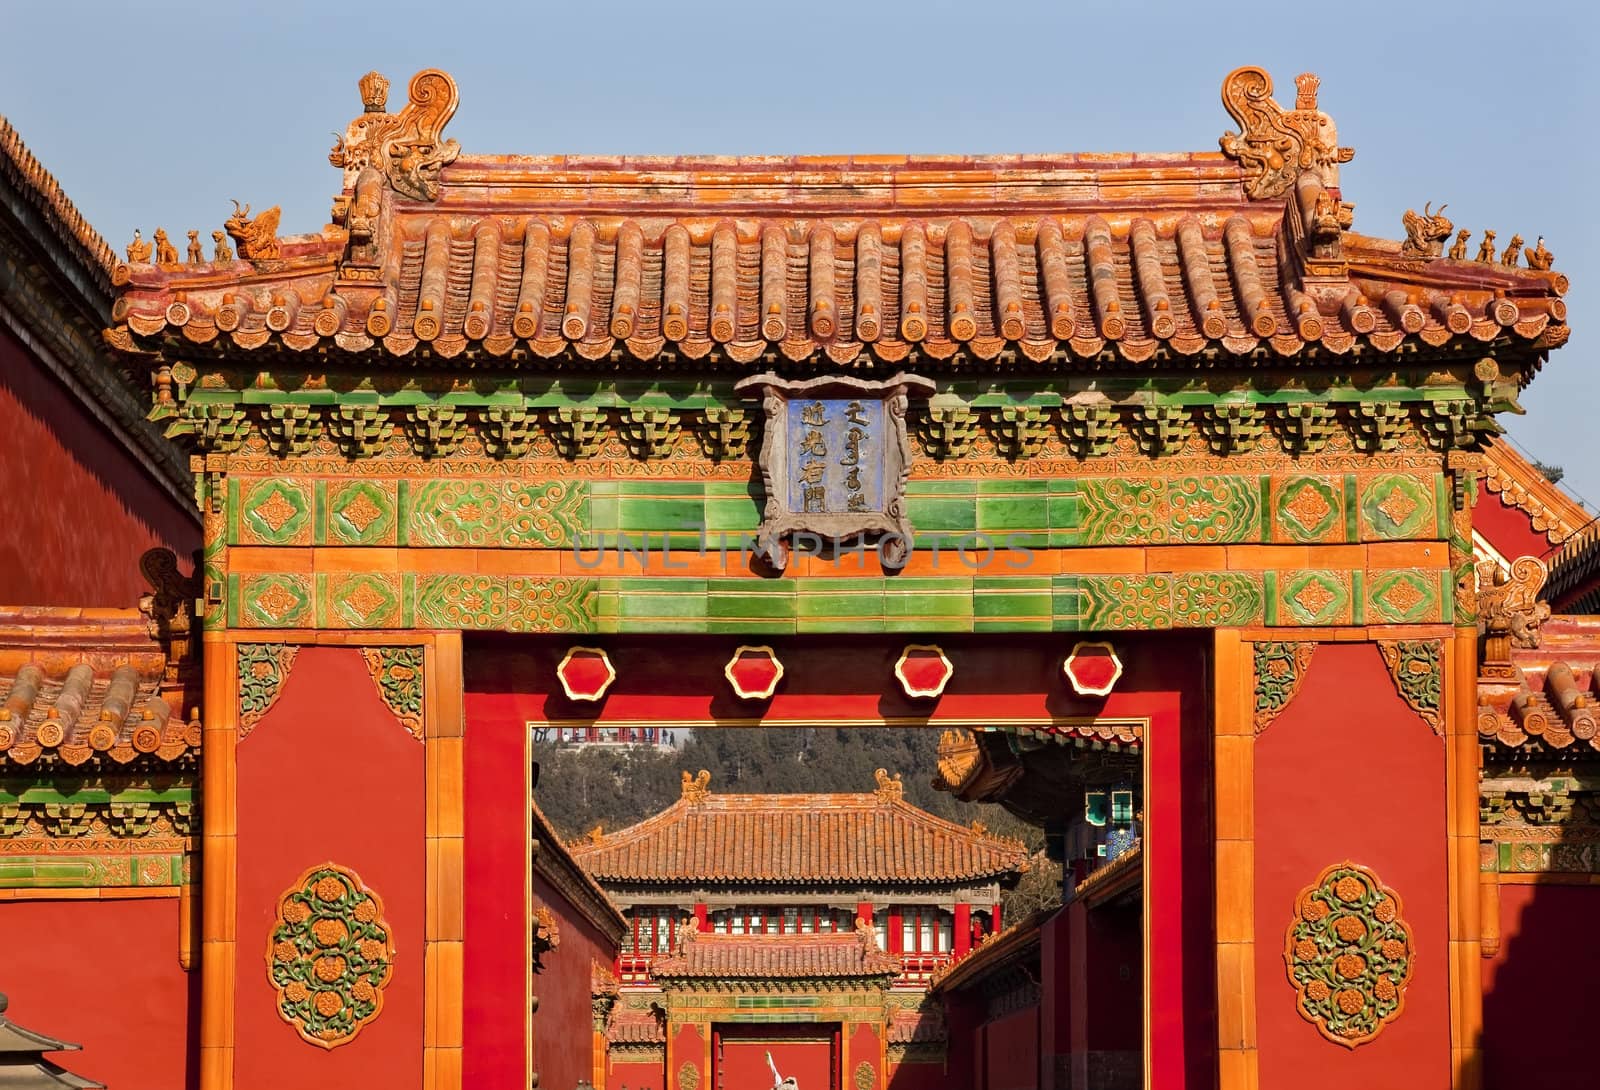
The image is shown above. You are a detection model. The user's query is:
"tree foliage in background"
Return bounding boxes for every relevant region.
[534,728,1060,917]
[1533,459,1566,484]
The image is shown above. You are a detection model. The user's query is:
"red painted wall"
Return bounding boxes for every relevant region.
[0,897,197,1089]
[1254,643,1450,1089]
[1471,490,1559,563]
[610,1057,666,1090]
[0,325,197,605]
[1039,910,1070,1089]
[674,1023,707,1086]
[848,1021,878,1088]
[1067,897,1141,1088]
[234,647,425,1090]
[984,1008,1039,1090]
[941,989,981,1089]
[464,673,622,1089]
[1106,638,1212,1088]
[608,1056,665,1088]
[1482,883,1600,1087]
[718,1025,834,1089]
[530,869,616,1090]
[886,1059,947,1090]
[462,690,529,1087]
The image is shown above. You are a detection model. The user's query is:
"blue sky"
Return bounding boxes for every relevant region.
[5,0,1594,507]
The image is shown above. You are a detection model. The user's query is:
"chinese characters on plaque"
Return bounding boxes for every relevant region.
[790,397,884,516]
[733,372,933,571]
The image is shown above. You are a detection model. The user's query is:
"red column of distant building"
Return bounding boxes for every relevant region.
[953,902,972,957]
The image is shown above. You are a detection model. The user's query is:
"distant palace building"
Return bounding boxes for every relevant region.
[534,723,678,748]
[570,769,1029,1089]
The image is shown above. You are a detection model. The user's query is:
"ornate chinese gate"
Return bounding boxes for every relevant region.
[105,63,1568,1090]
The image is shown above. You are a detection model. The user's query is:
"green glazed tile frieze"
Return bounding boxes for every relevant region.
[225,473,1447,549]
[222,567,1452,633]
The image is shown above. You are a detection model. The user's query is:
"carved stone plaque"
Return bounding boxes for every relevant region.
[733,372,933,571]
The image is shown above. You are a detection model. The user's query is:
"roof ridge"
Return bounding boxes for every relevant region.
[0,113,117,286]
[1483,438,1592,544]
[566,787,1031,886]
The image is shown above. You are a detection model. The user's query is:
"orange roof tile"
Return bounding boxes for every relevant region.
[107,68,1569,372]
[605,1009,666,1045]
[569,770,1029,888]
[649,926,899,981]
[928,908,1048,994]
[887,1003,947,1045]
[531,796,627,941]
[0,607,197,768]
[1482,439,1592,547]
[1548,525,1600,613]
[0,114,117,288]
[1479,615,1600,754]
[1075,845,1143,908]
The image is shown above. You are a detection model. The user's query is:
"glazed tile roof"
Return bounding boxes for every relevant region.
[887,1003,947,1044]
[1074,844,1143,907]
[1547,524,1600,614]
[531,796,627,941]
[0,115,117,288]
[0,991,103,1089]
[0,607,198,768]
[568,770,1029,888]
[648,925,899,981]
[605,1009,665,1045]
[928,909,1047,994]
[107,68,1569,372]
[1,117,195,505]
[1479,615,1600,754]
[1481,439,1591,549]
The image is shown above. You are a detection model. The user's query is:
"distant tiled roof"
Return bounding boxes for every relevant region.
[928,909,1047,994]
[1075,845,1143,907]
[108,68,1568,371]
[1548,525,1600,614]
[649,926,899,981]
[887,1004,947,1044]
[569,770,1029,888]
[605,1009,665,1045]
[1482,439,1591,548]
[0,607,198,768]
[0,116,196,509]
[531,797,626,943]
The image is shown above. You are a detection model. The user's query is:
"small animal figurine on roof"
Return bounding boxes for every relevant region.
[224,200,282,261]
[125,229,152,263]
[152,228,179,266]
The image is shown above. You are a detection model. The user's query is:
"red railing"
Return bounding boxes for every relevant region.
[616,950,952,986]
[617,954,655,983]
[896,953,953,984]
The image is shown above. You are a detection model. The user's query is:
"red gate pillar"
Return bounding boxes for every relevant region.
[1216,628,1478,1090]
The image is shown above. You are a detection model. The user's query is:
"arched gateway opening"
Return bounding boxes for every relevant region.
[465,632,1184,1089]
[98,60,1567,1090]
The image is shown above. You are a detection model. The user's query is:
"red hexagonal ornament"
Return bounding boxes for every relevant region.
[724,645,784,700]
[1063,640,1123,697]
[895,644,953,699]
[556,646,616,702]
